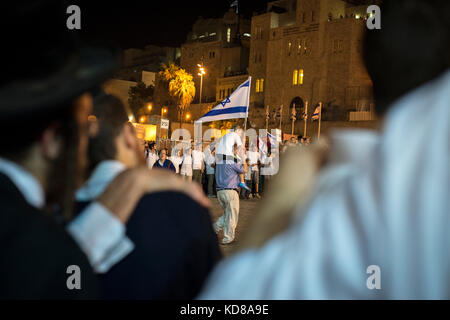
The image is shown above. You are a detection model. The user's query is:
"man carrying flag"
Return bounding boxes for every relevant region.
[196,78,252,244]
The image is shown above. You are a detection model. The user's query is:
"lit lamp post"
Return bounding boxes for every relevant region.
[197,63,206,104]
[158,107,167,149]
[147,103,152,112]
[185,113,191,123]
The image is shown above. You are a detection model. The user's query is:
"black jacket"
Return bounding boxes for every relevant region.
[77,192,222,300]
[0,173,98,299]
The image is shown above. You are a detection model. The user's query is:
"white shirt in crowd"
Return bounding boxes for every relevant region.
[169,153,183,174]
[192,149,204,171]
[146,150,158,169]
[0,157,132,274]
[204,146,215,175]
[246,149,261,172]
[216,131,243,156]
[199,70,450,299]
[180,149,193,176]
[260,153,276,176]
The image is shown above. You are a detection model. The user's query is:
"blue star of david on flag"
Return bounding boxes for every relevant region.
[220,97,231,107]
[195,77,251,124]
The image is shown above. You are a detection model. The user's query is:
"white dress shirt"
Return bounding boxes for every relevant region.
[199,70,450,299]
[0,157,133,274]
[146,151,158,169]
[216,132,243,156]
[204,147,215,175]
[180,151,193,176]
[169,155,183,174]
[192,150,204,170]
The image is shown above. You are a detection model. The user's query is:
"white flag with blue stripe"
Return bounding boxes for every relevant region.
[195,77,251,123]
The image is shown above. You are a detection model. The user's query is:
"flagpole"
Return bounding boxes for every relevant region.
[291,104,296,135]
[303,101,308,138]
[318,101,322,140]
[265,105,269,131]
[279,105,283,130]
[243,76,252,140]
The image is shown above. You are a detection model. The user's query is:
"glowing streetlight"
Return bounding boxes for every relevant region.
[139,116,145,123]
[161,107,167,118]
[197,63,206,104]
[186,113,191,121]
[147,103,153,111]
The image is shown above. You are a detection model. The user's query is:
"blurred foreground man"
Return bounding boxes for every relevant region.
[76,94,221,299]
[200,0,450,299]
[0,2,208,299]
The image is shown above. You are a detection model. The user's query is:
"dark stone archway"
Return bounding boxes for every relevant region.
[290,96,304,114]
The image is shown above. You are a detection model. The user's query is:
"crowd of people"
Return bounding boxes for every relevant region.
[143,136,284,200]
[1,0,449,300]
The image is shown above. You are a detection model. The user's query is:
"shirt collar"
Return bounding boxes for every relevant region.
[0,157,45,209]
[76,160,126,202]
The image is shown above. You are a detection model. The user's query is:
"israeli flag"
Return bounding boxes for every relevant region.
[195,77,251,124]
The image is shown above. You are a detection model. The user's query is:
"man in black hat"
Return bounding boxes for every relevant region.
[0,1,208,299]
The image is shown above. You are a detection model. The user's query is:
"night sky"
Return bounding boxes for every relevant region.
[77,0,271,49]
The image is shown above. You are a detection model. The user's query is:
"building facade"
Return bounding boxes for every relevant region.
[116,45,181,82]
[180,9,251,104]
[248,0,376,132]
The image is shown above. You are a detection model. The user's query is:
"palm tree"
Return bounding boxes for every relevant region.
[159,63,196,128]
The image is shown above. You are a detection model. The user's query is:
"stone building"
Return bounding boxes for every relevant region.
[248,0,378,133]
[116,45,181,82]
[180,9,251,105]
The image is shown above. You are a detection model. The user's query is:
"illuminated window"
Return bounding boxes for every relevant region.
[299,69,304,85]
[256,79,260,93]
[293,70,298,85]
[227,28,231,42]
[260,79,264,92]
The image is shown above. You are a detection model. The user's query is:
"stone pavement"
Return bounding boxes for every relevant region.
[208,197,260,256]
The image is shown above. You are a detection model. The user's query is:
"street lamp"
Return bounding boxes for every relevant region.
[186,113,191,122]
[161,107,167,118]
[197,63,206,104]
[139,116,145,123]
[147,103,152,112]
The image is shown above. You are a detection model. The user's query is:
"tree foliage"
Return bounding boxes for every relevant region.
[128,81,154,117]
[158,62,195,127]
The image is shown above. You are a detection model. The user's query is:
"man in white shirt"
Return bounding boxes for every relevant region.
[146,142,158,169]
[180,145,193,181]
[246,144,261,199]
[192,143,205,185]
[169,148,183,174]
[215,126,250,192]
[199,0,450,299]
[0,3,209,299]
[75,94,221,299]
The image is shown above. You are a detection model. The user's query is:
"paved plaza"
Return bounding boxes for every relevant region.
[209,197,260,256]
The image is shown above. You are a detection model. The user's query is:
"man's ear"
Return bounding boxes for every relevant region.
[41,123,62,160]
[123,122,137,150]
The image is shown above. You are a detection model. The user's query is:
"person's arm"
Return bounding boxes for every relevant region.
[69,167,210,272]
[233,163,245,175]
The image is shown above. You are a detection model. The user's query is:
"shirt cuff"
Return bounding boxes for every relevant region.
[66,201,134,273]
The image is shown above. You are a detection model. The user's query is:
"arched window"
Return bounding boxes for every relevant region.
[299,69,304,85]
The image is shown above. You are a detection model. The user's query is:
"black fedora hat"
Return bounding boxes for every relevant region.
[0,1,120,120]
